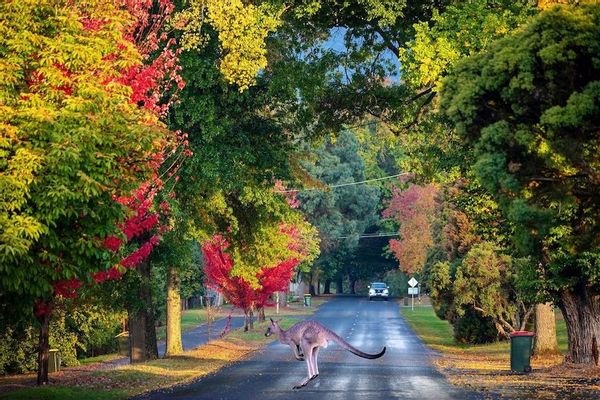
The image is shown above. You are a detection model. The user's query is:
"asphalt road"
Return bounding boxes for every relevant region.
[133,297,484,400]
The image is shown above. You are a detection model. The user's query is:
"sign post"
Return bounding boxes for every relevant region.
[408,277,419,311]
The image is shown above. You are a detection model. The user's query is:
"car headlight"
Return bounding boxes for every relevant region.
[383,289,389,294]
[369,289,375,295]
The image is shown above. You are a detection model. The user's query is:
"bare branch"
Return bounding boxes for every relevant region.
[400,91,436,134]
[498,315,516,333]
[520,306,534,331]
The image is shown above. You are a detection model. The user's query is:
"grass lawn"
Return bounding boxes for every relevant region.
[79,354,123,366]
[0,299,328,400]
[400,303,568,361]
[400,302,600,398]
[155,307,229,341]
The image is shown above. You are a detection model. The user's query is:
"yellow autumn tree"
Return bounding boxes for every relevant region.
[175,0,282,91]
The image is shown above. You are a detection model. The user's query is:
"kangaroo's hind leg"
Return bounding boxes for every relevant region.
[293,341,314,389]
[310,346,320,379]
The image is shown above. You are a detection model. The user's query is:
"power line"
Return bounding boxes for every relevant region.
[332,232,399,239]
[276,172,410,193]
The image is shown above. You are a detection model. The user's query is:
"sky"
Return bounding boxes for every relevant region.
[322,26,401,84]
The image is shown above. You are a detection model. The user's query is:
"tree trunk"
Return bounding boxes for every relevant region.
[165,266,183,357]
[258,306,265,323]
[560,289,600,365]
[324,279,331,294]
[494,321,510,340]
[309,283,316,295]
[182,297,188,311]
[243,307,256,331]
[533,302,559,356]
[336,277,343,294]
[244,311,249,332]
[277,291,287,308]
[36,310,50,385]
[128,308,146,362]
[128,257,158,363]
[350,277,357,294]
[316,280,321,295]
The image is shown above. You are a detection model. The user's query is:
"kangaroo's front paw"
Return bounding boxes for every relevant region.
[295,356,304,361]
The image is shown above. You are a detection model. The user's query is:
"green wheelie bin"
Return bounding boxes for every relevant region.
[303,294,312,307]
[48,349,61,373]
[510,331,535,373]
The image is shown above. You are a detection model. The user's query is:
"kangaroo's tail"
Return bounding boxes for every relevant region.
[326,328,386,359]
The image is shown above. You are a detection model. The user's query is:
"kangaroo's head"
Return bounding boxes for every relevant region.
[265,318,282,337]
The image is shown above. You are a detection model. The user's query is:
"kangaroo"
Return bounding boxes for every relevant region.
[265,318,386,389]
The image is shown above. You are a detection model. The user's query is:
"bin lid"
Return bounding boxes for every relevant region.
[510,331,535,337]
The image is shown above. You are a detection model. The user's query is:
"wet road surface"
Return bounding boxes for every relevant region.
[133,297,484,400]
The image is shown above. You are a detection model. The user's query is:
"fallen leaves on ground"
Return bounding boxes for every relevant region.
[0,338,262,397]
[433,350,600,399]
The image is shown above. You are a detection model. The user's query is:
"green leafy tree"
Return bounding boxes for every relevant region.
[0,0,170,383]
[453,242,532,339]
[298,130,380,293]
[175,0,283,91]
[165,15,322,336]
[0,0,161,297]
[440,3,600,364]
[400,0,535,90]
[423,180,535,343]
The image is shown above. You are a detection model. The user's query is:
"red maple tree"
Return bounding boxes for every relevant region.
[25,0,188,385]
[382,183,439,275]
[47,0,188,303]
[121,0,184,115]
[202,225,304,331]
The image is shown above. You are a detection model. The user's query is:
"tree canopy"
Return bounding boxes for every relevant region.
[0,0,166,304]
[440,2,600,364]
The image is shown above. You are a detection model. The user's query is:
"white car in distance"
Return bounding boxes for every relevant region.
[368,282,389,301]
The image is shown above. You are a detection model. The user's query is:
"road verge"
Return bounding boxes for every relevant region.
[0,299,326,400]
[400,302,600,399]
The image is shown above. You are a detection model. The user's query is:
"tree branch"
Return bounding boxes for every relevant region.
[525,174,588,182]
[400,91,436,134]
[520,306,534,331]
[498,314,516,333]
[495,322,510,340]
[373,26,400,56]
[473,305,488,314]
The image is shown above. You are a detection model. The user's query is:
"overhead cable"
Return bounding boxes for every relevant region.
[332,232,400,239]
[276,172,410,193]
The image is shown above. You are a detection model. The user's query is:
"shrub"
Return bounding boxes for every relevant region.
[453,308,499,344]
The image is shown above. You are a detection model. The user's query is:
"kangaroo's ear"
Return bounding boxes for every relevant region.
[270,318,274,323]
